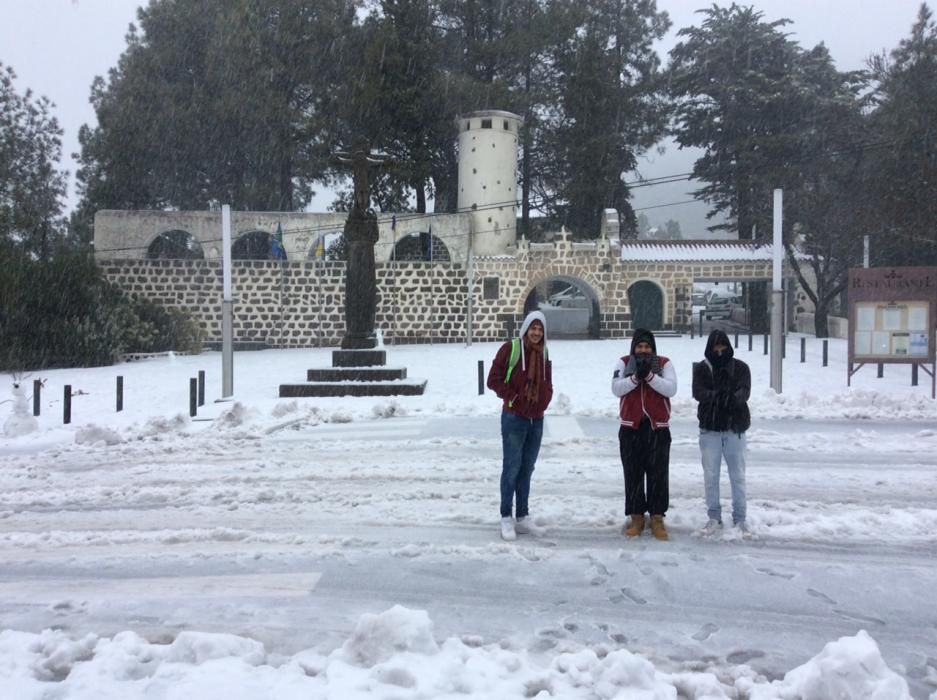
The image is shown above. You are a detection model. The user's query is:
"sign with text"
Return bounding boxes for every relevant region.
[848,266,937,397]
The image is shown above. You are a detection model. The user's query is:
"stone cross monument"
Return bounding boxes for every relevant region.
[332,138,391,349]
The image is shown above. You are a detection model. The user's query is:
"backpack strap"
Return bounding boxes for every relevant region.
[505,338,521,383]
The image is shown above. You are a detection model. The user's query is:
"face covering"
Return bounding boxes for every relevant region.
[709,349,730,369]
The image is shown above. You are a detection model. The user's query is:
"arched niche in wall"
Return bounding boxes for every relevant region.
[628,280,665,330]
[146,229,205,260]
[391,233,451,262]
[231,230,287,261]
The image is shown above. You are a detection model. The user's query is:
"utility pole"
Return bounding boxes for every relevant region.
[770,190,783,394]
[221,204,234,398]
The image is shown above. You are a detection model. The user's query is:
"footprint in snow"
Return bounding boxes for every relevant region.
[692,622,720,641]
[806,588,837,605]
[727,649,765,664]
[833,609,886,626]
[755,567,795,580]
[619,587,647,605]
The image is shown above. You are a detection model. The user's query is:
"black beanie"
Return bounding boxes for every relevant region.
[630,328,657,354]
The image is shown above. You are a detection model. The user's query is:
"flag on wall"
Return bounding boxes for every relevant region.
[270,222,286,260]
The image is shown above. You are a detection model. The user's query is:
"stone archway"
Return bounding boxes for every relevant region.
[146,229,204,260]
[523,275,600,338]
[628,280,665,330]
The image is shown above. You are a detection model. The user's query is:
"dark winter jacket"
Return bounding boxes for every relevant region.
[692,330,751,434]
[487,311,553,419]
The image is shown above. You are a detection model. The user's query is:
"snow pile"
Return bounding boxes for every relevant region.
[74,424,123,446]
[746,630,911,700]
[0,610,911,700]
[339,605,438,666]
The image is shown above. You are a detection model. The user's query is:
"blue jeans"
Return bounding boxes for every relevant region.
[500,412,543,518]
[699,430,747,524]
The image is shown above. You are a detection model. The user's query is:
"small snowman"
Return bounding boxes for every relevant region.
[3,377,38,437]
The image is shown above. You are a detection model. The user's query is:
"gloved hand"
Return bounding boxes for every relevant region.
[634,354,652,380]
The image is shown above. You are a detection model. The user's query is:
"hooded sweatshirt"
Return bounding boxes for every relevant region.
[692,329,751,433]
[487,310,553,418]
[611,328,677,430]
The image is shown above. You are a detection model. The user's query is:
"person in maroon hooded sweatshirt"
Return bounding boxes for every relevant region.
[611,328,678,540]
[487,310,553,541]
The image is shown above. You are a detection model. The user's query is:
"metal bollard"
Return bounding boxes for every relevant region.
[763,334,769,355]
[822,340,828,367]
[782,335,786,359]
[748,333,753,352]
[116,376,123,412]
[699,310,704,337]
[912,363,919,386]
[189,378,198,417]
[198,370,205,407]
[477,360,484,396]
[33,379,41,417]
[64,385,71,424]
[800,337,806,363]
[734,332,739,348]
[877,363,884,378]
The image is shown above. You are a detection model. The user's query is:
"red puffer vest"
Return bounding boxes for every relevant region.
[618,355,672,430]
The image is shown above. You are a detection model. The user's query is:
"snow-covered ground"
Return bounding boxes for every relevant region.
[2,334,936,699]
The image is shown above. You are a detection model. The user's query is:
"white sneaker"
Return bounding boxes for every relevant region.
[735,521,752,539]
[700,519,723,536]
[515,516,544,536]
[500,516,517,541]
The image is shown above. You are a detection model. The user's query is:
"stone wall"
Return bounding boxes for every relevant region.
[94,209,474,265]
[99,234,785,347]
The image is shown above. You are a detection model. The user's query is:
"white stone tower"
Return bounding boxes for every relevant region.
[456,110,522,256]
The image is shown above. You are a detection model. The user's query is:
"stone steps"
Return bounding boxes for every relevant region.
[307,367,407,381]
[279,348,427,397]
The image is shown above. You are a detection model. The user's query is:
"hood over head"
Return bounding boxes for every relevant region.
[630,328,657,355]
[705,328,734,364]
[518,310,547,371]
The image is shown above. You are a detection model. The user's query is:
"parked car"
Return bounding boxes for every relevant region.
[545,285,589,309]
[704,295,739,320]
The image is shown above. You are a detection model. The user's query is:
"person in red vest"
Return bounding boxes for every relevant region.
[611,328,678,540]
[487,311,553,541]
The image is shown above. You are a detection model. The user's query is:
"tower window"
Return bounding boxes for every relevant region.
[483,277,499,300]
[481,118,492,129]
[503,120,510,130]
[465,121,471,130]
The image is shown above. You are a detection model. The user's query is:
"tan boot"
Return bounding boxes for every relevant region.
[649,514,669,540]
[623,514,645,537]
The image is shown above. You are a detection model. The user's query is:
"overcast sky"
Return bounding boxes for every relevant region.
[0,0,928,232]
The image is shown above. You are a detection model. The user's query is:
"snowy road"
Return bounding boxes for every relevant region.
[2,411,937,697]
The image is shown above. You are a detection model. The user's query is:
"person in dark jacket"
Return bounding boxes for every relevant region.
[692,329,752,537]
[487,311,553,541]
[611,328,678,540]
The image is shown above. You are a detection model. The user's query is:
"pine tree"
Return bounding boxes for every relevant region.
[75,0,357,220]
[867,3,937,266]
[543,0,670,238]
[0,64,68,260]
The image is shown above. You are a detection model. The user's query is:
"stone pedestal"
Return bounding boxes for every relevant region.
[278,349,427,397]
[341,211,379,350]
